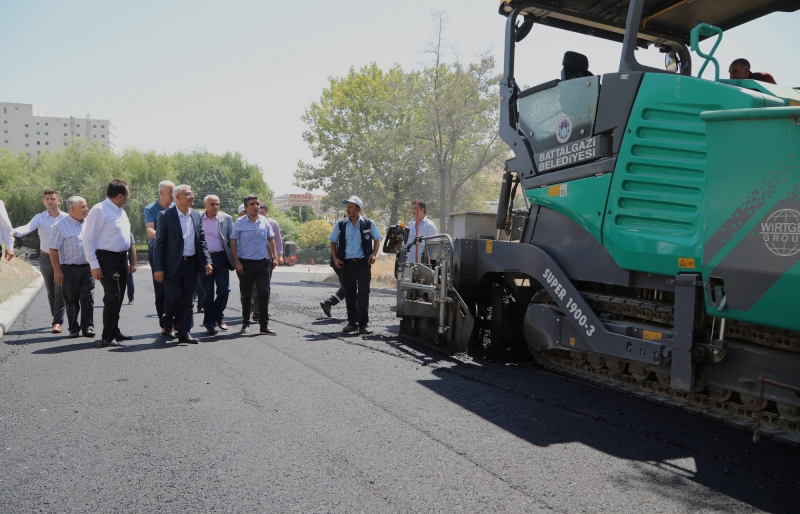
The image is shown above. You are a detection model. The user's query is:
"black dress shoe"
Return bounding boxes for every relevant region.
[163,326,176,339]
[259,326,277,336]
[320,301,332,318]
[240,324,250,334]
[206,327,218,335]
[83,329,95,338]
[359,325,373,335]
[342,323,358,333]
[101,339,121,347]
[114,333,133,341]
[178,334,199,344]
[70,332,80,339]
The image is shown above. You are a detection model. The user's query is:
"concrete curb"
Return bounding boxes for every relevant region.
[0,271,45,340]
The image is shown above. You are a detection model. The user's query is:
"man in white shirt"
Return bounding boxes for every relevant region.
[82,179,134,347]
[49,196,94,339]
[0,199,14,261]
[13,189,68,333]
[152,185,213,344]
[406,199,438,264]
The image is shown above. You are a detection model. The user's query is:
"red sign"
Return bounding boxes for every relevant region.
[288,193,313,207]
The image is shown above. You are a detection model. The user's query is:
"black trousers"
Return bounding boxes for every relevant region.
[96,250,128,341]
[239,258,270,329]
[39,254,65,325]
[148,246,179,328]
[163,256,198,337]
[60,263,94,334]
[342,258,370,326]
[326,266,345,306]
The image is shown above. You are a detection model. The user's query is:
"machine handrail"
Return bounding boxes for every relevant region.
[690,23,723,81]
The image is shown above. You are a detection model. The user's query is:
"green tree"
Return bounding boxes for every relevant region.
[295,63,427,224]
[414,17,507,231]
[297,219,333,251]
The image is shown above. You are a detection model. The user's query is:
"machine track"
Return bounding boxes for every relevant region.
[532,350,800,445]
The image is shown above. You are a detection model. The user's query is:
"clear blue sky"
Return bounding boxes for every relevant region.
[1,1,797,195]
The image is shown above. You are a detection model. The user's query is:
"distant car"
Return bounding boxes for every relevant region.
[283,241,297,266]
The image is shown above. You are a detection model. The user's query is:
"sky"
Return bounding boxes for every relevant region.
[1,0,798,196]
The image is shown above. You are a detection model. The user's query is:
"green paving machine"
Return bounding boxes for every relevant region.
[393,0,800,444]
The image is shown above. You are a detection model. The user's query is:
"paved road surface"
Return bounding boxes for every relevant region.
[1,266,798,512]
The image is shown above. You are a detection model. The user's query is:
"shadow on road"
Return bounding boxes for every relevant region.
[414,362,800,512]
[31,341,102,353]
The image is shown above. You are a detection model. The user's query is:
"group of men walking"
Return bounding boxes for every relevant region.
[1,180,432,345]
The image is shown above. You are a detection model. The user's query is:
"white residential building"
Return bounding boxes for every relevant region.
[0,102,115,156]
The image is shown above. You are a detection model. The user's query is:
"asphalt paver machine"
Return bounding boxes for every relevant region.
[393,0,800,444]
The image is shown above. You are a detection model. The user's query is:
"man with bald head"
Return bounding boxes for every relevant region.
[728,58,776,84]
[199,194,235,334]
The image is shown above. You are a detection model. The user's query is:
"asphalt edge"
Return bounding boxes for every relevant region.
[0,269,44,340]
[298,280,396,296]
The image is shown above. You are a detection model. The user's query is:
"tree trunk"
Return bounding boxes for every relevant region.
[439,169,447,233]
[389,181,401,225]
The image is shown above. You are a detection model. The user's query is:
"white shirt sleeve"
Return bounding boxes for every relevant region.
[0,200,14,248]
[13,212,41,238]
[83,205,104,269]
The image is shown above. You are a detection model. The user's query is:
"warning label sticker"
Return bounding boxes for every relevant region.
[642,330,662,341]
[548,184,567,197]
[678,258,695,269]
[485,240,493,254]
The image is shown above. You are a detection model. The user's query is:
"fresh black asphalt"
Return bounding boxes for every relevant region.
[1,268,798,512]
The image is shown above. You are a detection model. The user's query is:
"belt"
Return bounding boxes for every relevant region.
[345,258,366,262]
[210,251,226,256]
[96,249,126,256]
[62,263,90,267]
[181,254,197,261]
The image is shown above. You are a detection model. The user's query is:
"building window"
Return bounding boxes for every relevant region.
[45,142,49,146]
[3,120,7,124]
[76,123,80,127]
[101,134,105,138]
[3,130,6,134]
[37,141,40,145]
[93,124,97,128]
[25,134,28,137]
[36,121,40,126]
[25,143,29,147]
[24,124,28,127]
[76,133,80,137]
[93,134,97,138]
[45,122,48,126]
[3,140,7,144]
[101,124,105,128]
[63,123,67,127]
[64,133,67,136]
[2,107,5,113]
[36,131,40,135]
[64,142,68,147]
[44,132,48,135]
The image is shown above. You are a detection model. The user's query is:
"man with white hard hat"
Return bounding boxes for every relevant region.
[328,195,382,335]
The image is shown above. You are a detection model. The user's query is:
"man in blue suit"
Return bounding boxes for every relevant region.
[153,184,213,344]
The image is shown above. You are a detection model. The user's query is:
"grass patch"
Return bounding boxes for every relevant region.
[0,254,40,304]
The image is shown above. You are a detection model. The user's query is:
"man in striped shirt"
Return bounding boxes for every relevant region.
[49,196,94,338]
[13,189,68,333]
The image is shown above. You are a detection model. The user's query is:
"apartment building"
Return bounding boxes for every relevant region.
[1,102,115,156]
